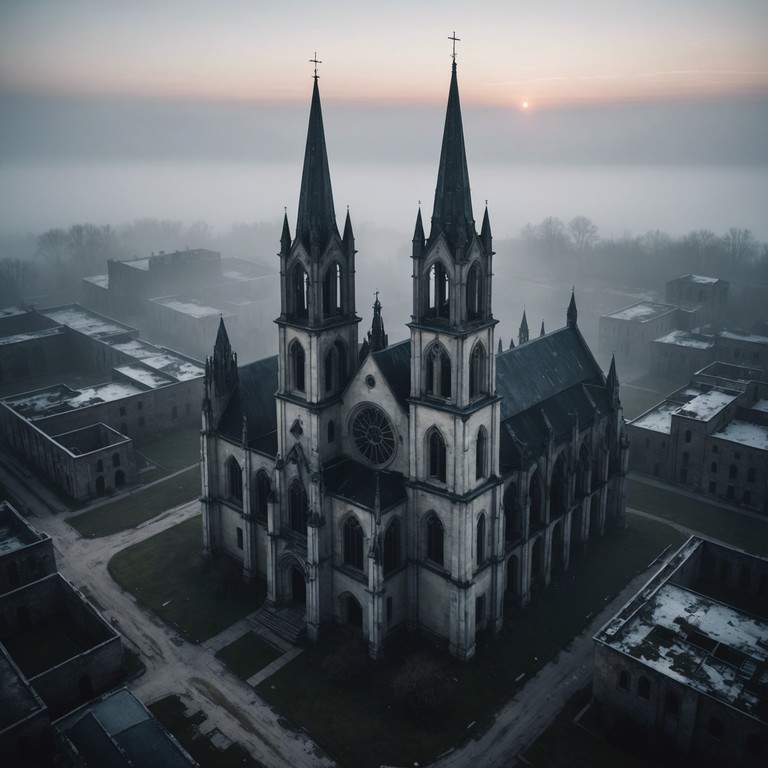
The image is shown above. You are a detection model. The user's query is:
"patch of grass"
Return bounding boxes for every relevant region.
[68,465,201,538]
[148,695,264,768]
[627,477,768,556]
[216,633,281,680]
[108,515,265,642]
[258,515,683,768]
[136,425,201,472]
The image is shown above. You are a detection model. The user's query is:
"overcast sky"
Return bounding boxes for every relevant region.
[1,1,766,237]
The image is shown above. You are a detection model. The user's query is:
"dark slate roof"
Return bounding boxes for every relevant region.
[218,355,278,455]
[372,340,411,411]
[497,327,613,470]
[496,326,604,421]
[323,458,407,512]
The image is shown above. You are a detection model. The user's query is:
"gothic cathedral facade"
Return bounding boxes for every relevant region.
[200,60,628,661]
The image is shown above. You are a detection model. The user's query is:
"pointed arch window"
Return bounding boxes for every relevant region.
[324,340,348,394]
[227,457,243,506]
[289,480,308,535]
[427,262,450,319]
[428,429,447,483]
[251,470,270,524]
[290,340,306,393]
[469,343,487,399]
[343,515,364,571]
[383,518,402,575]
[426,513,444,566]
[425,343,451,399]
[476,426,487,480]
[322,262,343,318]
[467,262,482,320]
[291,263,309,319]
[476,513,487,565]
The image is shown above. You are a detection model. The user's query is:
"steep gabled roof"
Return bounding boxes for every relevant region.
[372,339,411,411]
[496,326,605,421]
[218,355,278,455]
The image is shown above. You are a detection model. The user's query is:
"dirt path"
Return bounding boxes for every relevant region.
[0,450,335,768]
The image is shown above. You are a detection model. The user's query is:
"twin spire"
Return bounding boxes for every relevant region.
[428,59,476,253]
[294,76,338,252]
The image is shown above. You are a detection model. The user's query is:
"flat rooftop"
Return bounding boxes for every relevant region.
[715,419,768,451]
[675,388,738,422]
[654,330,714,349]
[606,302,678,323]
[108,340,204,381]
[5,382,144,419]
[41,307,134,339]
[151,297,227,319]
[0,502,45,556]
[631,401,678,434]
[597,578,768,719]
[114,364,175,389]
[83,274,109,288]
[0,326,64,347]
[674,274,722,285]
[0,645,44,732]
[720,330,768,347]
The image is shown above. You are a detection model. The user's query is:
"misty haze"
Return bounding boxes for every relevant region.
[1,3,767,768]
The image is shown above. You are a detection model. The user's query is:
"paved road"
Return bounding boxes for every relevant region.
[433,517,674,768]
[0,453,335,768]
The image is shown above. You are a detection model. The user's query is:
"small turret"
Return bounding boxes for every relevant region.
[540,320,546,337]
[367,292,388,354]
[212,316,238,398]
[480,205,493,255]
[497,338,503,354]
[518,310,529,345]
[280,211,292,256]
[342,207,355,256]
[567,288,578,328]
[607,354,620,407]
[412,208,425,260]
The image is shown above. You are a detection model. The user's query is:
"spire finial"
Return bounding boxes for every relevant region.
[310,52,322,79]
[449,31,461,63]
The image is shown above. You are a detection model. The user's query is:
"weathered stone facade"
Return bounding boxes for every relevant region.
[201,63,628,661]
[628,362,768,513]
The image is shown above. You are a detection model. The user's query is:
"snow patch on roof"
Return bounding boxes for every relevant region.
[716,420,768,451]
[675,389,737,421]
[631,401,677,433]
[115,365,173,389]
[654,330,713,349]
[608,302,677,322]
[43,308,132,338]
[152,298,223,318]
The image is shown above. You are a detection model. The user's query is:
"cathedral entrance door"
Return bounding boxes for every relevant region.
[291,567,306,605]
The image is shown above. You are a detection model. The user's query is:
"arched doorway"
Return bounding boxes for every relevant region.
[291,567,306,605]
[345,595,363,628]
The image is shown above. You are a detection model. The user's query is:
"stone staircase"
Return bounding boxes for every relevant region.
[251,604,306,646]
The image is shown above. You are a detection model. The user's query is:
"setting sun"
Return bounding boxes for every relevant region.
[522,101,529,110]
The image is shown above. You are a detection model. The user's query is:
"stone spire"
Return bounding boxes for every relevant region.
[540,320,546,337]
[607,354,620,406]
[280,211,292,255]
[412,207,425,259]
[518,310,529,346]
[342,207,355,252]
[211,316,237,399]
[567,288,578,328]
[480,204,493,255]
[367,292,388,353]
[295,76,338,254]
[428,59,475,254]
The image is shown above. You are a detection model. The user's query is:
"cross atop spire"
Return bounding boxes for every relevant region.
[428,48,475,254]
[449,31,461,63]
[310,52,322,79]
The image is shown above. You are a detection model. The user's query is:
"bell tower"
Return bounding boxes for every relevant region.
[407,49,504,661]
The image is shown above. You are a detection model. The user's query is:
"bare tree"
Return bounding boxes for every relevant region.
[722,227,756,276]
[35,228,70,266]
[568,215,599,252]
[537,216,568,257]
[0,258,36,303]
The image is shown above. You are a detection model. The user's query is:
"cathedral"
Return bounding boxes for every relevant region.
[200,58,628,661]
